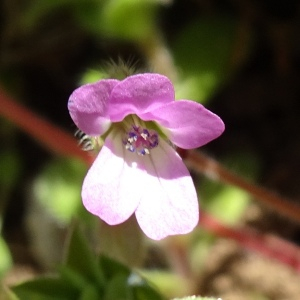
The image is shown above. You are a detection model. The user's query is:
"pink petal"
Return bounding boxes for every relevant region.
[141,100,225,149]
[135,139,199,240]
[108,73,175,122]
[68,79,119,136]
[81,132,145,225]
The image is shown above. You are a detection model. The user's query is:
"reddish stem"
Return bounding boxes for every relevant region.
[0,87,92,165]
[200,212,300,272]
[185,150,300,224]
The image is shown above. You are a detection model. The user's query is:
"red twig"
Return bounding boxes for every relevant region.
[200,212,300,272]
[0,87,92,165]
[185,150,300,224]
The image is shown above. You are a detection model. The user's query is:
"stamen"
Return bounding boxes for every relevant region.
[123,126,159,155]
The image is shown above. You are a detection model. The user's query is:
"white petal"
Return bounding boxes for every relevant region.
[135,139,199,240]
[82,132,146,225]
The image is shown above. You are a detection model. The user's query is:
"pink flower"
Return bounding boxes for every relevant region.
[68,73,224,240]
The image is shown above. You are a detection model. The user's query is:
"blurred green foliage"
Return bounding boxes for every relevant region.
[33,158,88,225]
[200,151,261,225]
[202,182,250,225]
[173,17,237,103]
[0,150,22,278]
[99,0,159,41]
[0,151,22,191]
[0,236,12,278]
[11,226,164,300]
[21,0,101,31]
[20,0,160,42]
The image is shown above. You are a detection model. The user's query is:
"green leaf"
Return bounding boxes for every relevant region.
[207,185,249,225]
[173,16,237,103]
[132,283,165,300]
[103,273,131,300]
[0,236,12,278]
[99,0,159,41]
[21,0,100,32]
[199,151,260,225]
[64,226,104,286]
[139,270,189,299]
[80,69,107,85]
[58,266,90,291]
[0,150,22,232]
[98,216,145,266]
[200,179,249,226]
[71,0,104,34]
[100,257,164,300]
[79,284,101,300]
[12,276,78,300]
[127,272,165,300]
[99,255,130,280]
[21,0,72,30]
[0,285,19,300]
[0,150,21,188]
[33,158,87,224]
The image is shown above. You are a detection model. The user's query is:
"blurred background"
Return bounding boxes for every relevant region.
[1,0,300,299]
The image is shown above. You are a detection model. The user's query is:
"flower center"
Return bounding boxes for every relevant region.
[123,125,159,155]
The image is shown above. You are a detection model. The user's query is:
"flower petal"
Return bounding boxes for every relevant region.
[141,100,225,149]
[108,73,175,122]
[135,139,199,240]
[81,132,145,225]
[68,79,119,136]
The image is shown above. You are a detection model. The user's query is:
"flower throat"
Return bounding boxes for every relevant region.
[123,125,159,156]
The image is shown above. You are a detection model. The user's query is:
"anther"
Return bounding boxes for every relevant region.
[123,126,159,155]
